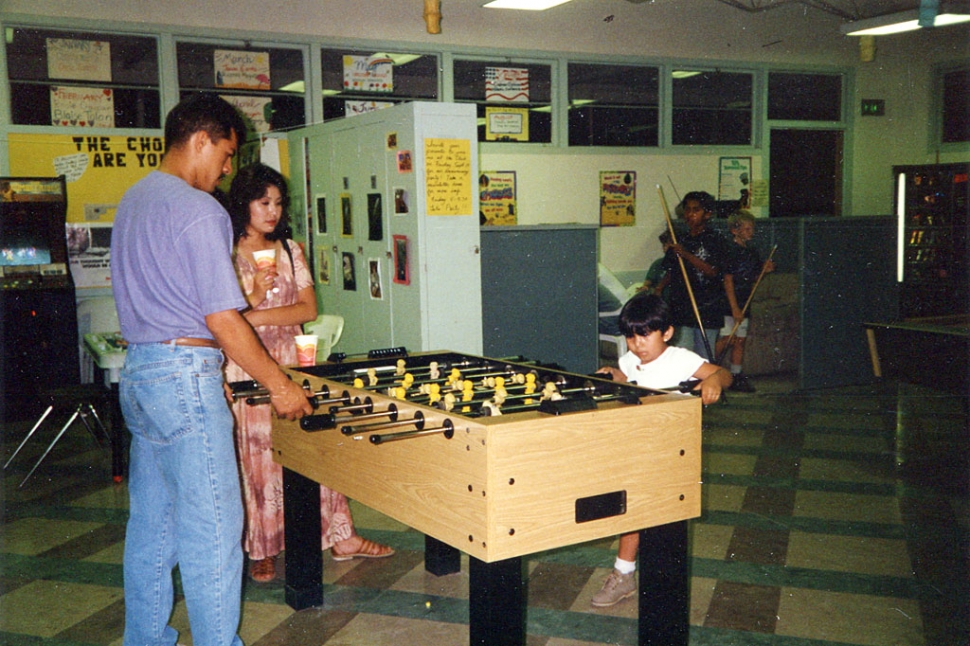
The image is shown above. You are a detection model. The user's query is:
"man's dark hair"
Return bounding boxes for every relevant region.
[165,93,247,152]
[228,163,291,243]
[618,292,672,338]
[679,191,716,215]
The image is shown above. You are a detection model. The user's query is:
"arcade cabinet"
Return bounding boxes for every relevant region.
[0,176,79,421]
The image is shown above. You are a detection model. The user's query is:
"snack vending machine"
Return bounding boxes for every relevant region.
[893,163,970,318]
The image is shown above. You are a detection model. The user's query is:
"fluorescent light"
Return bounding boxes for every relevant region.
[842,9,970,36]
[484,0,573,10]
[896,173,906,283]
[279,81,305,93]
[672,70,702,79]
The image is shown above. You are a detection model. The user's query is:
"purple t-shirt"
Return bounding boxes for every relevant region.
[111,171,246,343]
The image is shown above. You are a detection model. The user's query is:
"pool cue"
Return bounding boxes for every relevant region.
[715,244,778,366]
[656,184,715,362]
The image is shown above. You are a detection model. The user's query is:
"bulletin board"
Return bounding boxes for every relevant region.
[7,133,165,223]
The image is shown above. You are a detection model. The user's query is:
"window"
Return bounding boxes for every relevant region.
[672,69,752,146]
[6,27,160,128]
[453,59,552,143]
[941,68,970,144]
[568,63,659,147]
[768,72,842,121]
[177,41,306,132]
[320,49,439,120]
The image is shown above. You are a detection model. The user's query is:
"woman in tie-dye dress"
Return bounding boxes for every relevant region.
[224,163,393,583]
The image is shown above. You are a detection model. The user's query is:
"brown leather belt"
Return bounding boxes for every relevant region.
[168,337,220,348]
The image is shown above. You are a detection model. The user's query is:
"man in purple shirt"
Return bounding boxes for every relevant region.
[111,93,312,646]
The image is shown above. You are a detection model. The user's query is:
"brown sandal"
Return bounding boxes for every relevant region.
[250,555,276,582]
[331,537,395,562]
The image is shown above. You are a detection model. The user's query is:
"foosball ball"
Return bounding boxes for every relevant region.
[239,350,702,646]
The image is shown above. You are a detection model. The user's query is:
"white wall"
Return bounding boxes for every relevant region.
[480,151,763,273]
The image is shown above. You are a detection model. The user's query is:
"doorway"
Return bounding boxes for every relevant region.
[769,128,844,217]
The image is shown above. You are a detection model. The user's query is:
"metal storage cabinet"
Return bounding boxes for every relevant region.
[288,102,482,357]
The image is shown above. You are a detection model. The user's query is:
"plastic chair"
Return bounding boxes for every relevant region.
[77,296,120,384]
[303,314,344,362]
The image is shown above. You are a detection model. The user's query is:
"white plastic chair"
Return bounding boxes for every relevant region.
[77,296,121,383]
[303,314,344,362]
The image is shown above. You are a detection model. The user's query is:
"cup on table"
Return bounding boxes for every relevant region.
[252,248,279,295]
[295,334,318,367]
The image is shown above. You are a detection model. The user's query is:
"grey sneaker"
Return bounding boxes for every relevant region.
[590,568,636,607]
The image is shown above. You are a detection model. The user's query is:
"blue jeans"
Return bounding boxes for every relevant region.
[120,343,244,646]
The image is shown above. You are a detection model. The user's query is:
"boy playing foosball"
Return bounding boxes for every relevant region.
[591,291,731,607]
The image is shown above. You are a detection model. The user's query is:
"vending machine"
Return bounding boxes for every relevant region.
[892,163,970,318]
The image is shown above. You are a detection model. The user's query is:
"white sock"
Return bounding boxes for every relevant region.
[614,557,636,574]
[731,364,742,375]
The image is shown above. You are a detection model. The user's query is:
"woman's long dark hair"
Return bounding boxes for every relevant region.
[228,163,291,243]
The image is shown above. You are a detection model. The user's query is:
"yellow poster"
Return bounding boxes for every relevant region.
[7,133,165,223]
[599,171,636,227]
[479,171,516,225]
[6,133,273,224]
[424,138,472,216]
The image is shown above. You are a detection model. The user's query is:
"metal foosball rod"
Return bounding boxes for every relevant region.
[369,418,454,445]
[341,409,424,435]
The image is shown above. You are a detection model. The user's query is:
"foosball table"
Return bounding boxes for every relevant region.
[251,350,702,646]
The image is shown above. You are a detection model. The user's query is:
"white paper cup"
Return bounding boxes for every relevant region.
[295,334,318,366]
[252,248,277,270]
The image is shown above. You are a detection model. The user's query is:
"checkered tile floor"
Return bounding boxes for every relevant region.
[2,376,967,645]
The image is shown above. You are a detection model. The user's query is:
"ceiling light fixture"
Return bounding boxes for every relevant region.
[842,7,970,36]
[483,0,573,10]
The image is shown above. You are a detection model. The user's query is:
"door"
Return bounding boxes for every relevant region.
[769,128,843,217]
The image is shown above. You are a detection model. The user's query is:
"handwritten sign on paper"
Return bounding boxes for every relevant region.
[214,50,270,90]
[51,86,115,128]
[221,95,273,132]
[425,139,472,216]
[343,55,394,93]
[485,67,529,103]
[47,38,111,82]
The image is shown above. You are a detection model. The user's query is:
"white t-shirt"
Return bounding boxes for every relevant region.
[618,346,706,390]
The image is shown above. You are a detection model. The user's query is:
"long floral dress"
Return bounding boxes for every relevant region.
[225,239,355,560]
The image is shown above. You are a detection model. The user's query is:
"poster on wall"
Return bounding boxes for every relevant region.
[424,138,472,216]
[368,258,383,300]
[8,133,165,222]
[51,86,115,128]
[485,67,529,102]
[341,251,357,291]
[393,235,409,285]
[599,171,637,227]
[718,156,752,210]
[485,107,529,142]
[318,249,331,286]
[66,222,113,288]
[214,50,270,90]
[479,171,517,226]
[343,55,393,93]
[221,95,272,133]
[346,100,394,117]
[47,38,111,82]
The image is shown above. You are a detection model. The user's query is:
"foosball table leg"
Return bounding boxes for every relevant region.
[468,555,526,646]
[637,520,690,646]
[283,467,324,610]
[424,535,461,575]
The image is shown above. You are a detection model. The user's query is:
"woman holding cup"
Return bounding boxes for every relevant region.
[225,163,393,583]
